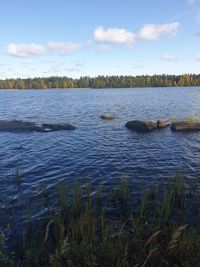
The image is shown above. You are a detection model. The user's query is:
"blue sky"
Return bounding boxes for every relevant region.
[0,0,200,78]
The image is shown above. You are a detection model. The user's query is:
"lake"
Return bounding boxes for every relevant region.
[0,87,200,227]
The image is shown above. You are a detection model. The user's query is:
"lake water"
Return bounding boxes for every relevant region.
[1,87,200,227]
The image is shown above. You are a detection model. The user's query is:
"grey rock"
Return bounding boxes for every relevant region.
[125,120,158,132]
[42,123,75,131]
[171,121,200,131]
[0,120,76,133]
[0,120,40,132]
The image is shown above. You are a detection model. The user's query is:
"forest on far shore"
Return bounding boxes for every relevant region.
[0,74,200,89]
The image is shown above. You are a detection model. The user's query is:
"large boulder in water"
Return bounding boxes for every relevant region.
[0,120,76,132]
[42,123,75,131]
[125,120,158,132]
[100,114,115,120]
[0,120,40,132]
[171,121,200,131]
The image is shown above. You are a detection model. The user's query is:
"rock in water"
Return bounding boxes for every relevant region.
[157,120,171,128]
[125,120,157,132]
[42,123,75,131]
[0,120,40,132]
[171,121,200,131]
[0,120,76,132]
[100,114,115,120]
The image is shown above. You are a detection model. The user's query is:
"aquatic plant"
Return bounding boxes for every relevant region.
[184,114,200,123]
[14,169,22,187]
[171,113,200,123]
[1,175,200,266]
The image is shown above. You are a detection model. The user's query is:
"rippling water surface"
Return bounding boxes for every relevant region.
[0,87,200,224]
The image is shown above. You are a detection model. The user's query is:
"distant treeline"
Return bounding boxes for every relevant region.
[1,74,200,89]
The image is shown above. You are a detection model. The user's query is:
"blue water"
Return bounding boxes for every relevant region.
[0,87,200,225]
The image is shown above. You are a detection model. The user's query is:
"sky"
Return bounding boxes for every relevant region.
[0,0,200,79]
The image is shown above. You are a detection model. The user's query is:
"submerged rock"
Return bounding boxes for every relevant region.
[100,114,115,120]
[0,120,40,132]
[171,121,200,131]
[125,120,158,132]
[157,119,171,128]
[42,123,75,131]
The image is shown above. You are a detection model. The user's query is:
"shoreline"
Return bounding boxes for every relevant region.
[1,85,200,90]
[1,74,200,89]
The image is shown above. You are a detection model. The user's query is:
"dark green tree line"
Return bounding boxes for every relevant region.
[1,74,200,89]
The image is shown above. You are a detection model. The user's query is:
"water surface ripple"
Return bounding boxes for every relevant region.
[0,87,200,223]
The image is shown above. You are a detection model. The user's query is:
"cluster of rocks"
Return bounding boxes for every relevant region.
[0,120,75,133]
[100,113,200,132]
[1,116,200,133]
[125,119,200,132]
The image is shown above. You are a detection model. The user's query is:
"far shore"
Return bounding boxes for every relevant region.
[1,74,200,89]
[1,85,200,90]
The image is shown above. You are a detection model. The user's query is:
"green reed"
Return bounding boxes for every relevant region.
[1,175,200,266]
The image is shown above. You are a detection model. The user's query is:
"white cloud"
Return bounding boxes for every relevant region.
[160,54,178,61]
[195,54,200,61]
[94,27,135,44]
[95,44,113,53]
[137,23,180,41]
[6,43,45,57]
[94,23,180,45]
[48,41,81,55]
